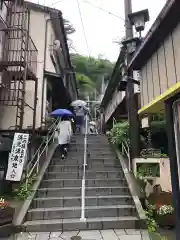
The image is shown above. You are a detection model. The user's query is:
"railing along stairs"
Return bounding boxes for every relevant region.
[25,118,60,188]
[112,117,131,171]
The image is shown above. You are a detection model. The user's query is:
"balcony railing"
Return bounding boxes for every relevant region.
[27,35,38,77]
[0,28,38,78]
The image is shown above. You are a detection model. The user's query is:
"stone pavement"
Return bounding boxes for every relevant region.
[8,229,150,240]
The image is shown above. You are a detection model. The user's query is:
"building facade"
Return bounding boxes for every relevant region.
[0,0,77,132]
[129,0,180,237]
[100,48,140,131]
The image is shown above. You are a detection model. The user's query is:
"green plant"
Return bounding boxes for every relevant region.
[145,205,168,240]
[145,205,158,232]
[13,174,36,201]
[109,121,146,155]
[109,121,130,147]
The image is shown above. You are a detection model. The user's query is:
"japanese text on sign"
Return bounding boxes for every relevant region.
[6,133,29,181]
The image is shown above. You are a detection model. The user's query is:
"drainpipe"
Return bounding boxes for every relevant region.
[41,18,50,127]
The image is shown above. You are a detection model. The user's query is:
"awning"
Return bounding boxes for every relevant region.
[44,71,71,108]
[138,82,180,115]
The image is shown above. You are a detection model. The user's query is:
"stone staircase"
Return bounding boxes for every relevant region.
[22,134,142,232]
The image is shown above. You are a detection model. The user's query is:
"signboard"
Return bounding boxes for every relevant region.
[133,70,141,93]
[141,117,149,128]
[6,133,29,181]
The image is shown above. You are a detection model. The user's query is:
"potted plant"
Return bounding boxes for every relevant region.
[155,204,175,228]
[0,198,14,226]
[147,191,175,228]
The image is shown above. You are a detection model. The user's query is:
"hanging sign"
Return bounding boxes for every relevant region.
[141,117,149,128]
[6,133,29,181]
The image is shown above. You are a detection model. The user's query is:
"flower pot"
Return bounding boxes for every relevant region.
[0,207,14,226]
[155,213,175,228]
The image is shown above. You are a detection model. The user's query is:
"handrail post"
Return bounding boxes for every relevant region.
[36,150,40,174]
[80,113,88,222]
[46,135,48,157]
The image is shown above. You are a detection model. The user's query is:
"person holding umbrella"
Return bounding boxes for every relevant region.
[71,100,89,134]
[56,116,73,159]
[49,109,73,159]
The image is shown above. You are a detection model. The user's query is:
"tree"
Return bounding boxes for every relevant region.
[63,18,75,49]
[71,54,114,99]
[76,73,95,99]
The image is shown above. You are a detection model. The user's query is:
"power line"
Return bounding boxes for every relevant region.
[76,0,91,57]
[81,0,126,21]
[48,0,65,7]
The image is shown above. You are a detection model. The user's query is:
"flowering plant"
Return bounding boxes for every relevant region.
[156,205,174,216]
[0,198,9,209]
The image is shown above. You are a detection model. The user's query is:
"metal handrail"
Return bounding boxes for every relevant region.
[80,113,88,221]
[121,141,131,171]
[25,118,60,188]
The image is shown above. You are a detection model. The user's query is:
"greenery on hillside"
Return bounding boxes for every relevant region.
[71,54,114,99]
[64,19,114,100]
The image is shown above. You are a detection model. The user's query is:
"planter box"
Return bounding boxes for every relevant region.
[0,207,14,226]
[133,158,161,178]
[155,213,175,228]
[0,223,14,238]
[133,158,172,193]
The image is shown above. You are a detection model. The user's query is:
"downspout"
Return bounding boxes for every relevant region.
[41,18,50,127]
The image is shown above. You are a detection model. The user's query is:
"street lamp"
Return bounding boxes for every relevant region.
[128,9,149,37]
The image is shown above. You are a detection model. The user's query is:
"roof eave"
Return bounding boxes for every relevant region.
[129,0,179,70]
[100,47,126,108]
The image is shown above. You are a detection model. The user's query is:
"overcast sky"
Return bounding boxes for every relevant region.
[30,0,166,62]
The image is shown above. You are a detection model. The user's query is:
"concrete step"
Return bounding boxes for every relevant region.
[27,205,136,221]
[32,195,133,208]
[23,216,140,232]
[36,186,130,198]
[88,154,115,158]
[44,170,125,180]
[40,178,127,188]
[68,146,112,150]
[49,160,119,167]
[53,153,114,159]
[48,164,122,172]
[51,156,118,163]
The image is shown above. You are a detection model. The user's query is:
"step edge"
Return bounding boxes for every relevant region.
[33,195,132,201]
[23,216,139,226]
[38,186,130,191]
[28,205,136,212]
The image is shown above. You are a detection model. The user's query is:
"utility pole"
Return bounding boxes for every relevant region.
[124,0,140,160]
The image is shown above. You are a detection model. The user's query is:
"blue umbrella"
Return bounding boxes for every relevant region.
[49,109,74,117]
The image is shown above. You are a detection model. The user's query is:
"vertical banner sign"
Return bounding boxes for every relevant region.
[6,133,29,181]
[133,70,141,93]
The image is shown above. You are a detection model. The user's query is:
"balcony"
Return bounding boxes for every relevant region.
[0,29,38,82]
